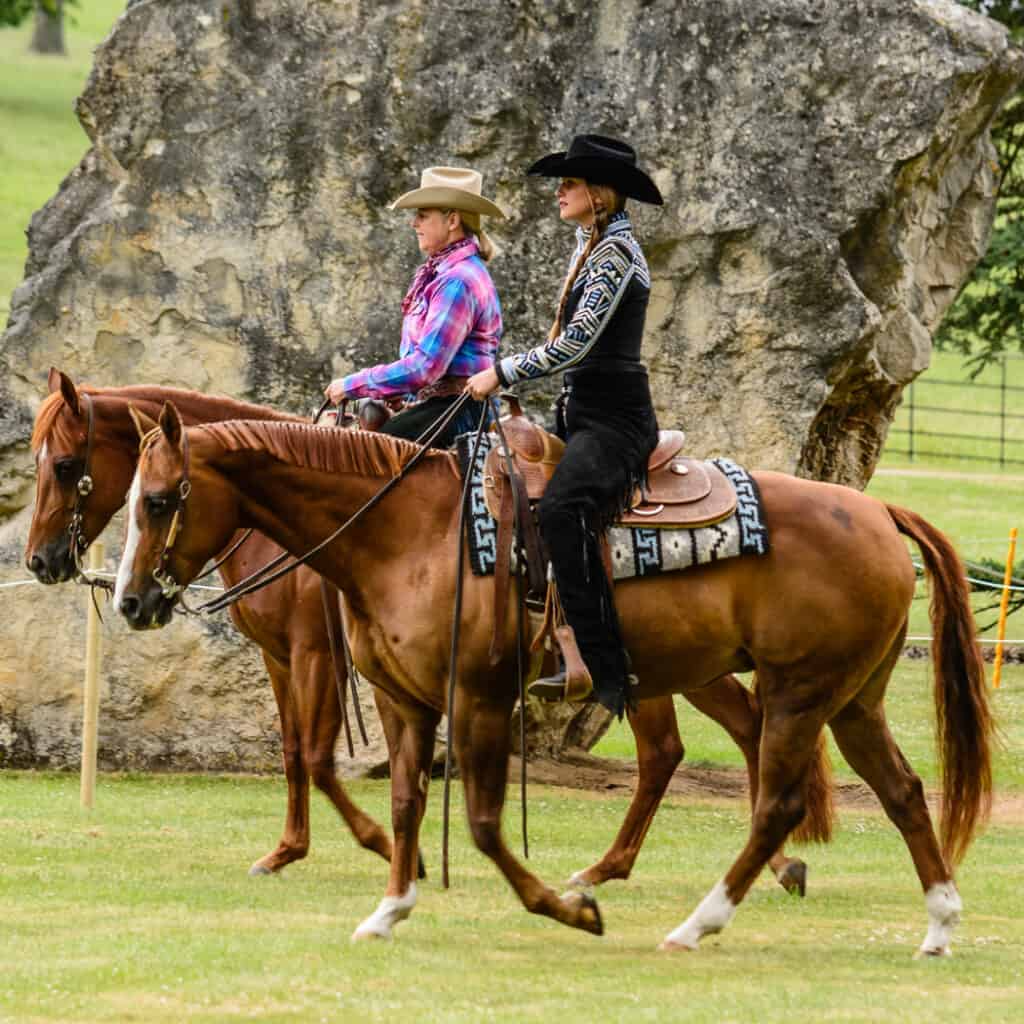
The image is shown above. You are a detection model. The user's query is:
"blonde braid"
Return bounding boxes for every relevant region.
[547,184,625,341]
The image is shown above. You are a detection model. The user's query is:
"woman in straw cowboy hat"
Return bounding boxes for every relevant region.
[467,134,664,715]
[325,166,505,447]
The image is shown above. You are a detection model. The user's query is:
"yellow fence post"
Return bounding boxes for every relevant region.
[993,527,1018,691]
[80,543,105,809]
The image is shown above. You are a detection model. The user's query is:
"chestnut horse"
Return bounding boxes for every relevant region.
[26,370,399,875]
[114,408,992,955]
[25,371,812,896]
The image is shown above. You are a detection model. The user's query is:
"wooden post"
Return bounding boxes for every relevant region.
[993,527,1018,691]
[80,543,104,809]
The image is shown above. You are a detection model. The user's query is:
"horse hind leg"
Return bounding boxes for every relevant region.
[830,699,959,957]
[685,674,818,897]
[660,684,829,952]
[569,695,683,887]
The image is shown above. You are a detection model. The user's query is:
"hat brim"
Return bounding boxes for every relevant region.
[527,152,663,206]
[389,186,505,219]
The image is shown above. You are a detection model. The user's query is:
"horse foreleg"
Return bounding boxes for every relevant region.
[352,704,439,941]
[295,647,396,868]
[569,695,683,886]
[660,690,827,952]
[684,674,809,897]
[249,655,311,875]
[456,689,603,935]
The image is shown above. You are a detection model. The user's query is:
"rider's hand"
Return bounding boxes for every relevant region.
[466,367,500,401]
[325,379,347,404]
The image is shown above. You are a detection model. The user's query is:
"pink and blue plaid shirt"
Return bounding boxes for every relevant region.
[340,239,502,400]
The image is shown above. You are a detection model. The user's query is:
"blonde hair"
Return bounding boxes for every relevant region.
[453,209,496,262]
[547,183,625,340]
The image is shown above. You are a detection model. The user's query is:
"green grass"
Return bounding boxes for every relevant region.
[0,1,126,320]
[879,349,1024,473]
[0,771,1022,1023]
[595,661,1024,791]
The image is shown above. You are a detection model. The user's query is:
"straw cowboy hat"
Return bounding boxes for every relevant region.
[389,166,505,219]
[528,134,664,205]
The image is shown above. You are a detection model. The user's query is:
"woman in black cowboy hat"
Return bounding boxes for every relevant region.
[467,134,663,715]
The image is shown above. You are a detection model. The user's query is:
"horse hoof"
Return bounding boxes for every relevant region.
[417,851,427,880]
[351,924,392,943]
[777,860,807,898]
[914,945,951,959]
[248,864,273,877]
[657,939,696,953]
[563,889,603,936]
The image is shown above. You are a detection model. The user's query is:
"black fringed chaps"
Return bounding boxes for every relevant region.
[538,368,659,715]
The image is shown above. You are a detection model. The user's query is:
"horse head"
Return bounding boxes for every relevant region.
[26,368,140,583]
[114,401,240,629]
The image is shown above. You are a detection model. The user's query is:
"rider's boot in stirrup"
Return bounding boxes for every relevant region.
[528,624,594,702]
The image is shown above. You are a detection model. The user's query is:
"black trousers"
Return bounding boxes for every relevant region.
[538,370,659,715]
[379,395,488,449]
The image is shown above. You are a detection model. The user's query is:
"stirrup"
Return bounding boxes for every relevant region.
[528,668,594,703]
[528,624,593,702]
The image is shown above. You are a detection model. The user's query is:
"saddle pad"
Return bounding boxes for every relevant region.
[455,435,770,581]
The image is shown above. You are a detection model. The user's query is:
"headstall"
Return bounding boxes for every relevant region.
[146,424,193,602]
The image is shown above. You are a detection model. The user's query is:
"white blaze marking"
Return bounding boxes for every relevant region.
[661,879,736,950]
[113,471,143,612]
[918,881,961,957]
[38,441,47,467]
[350,883,417,942]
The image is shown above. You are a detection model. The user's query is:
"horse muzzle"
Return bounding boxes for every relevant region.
[25,538,75,585]
[117,583,177,630]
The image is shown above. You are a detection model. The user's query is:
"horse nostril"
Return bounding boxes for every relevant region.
[120,594,142,623]
[28,555,46,578]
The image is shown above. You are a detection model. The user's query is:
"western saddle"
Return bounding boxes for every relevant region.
[482,396,736,530]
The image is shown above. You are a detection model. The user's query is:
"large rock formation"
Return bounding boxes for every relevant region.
[1,0,1020,771]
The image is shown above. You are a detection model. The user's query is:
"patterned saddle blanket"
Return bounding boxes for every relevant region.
[455,433,770,582]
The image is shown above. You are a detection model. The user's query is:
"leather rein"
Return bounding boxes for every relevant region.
[196,392,473,614]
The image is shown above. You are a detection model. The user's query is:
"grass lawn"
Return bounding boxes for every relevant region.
[879,350,1024,473]
[0,0,127,321]
[0,768,1022,1024]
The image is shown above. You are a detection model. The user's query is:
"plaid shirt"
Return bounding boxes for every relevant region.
[340,239,502,400]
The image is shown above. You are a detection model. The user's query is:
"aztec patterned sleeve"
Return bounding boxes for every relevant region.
[496,238,635,385]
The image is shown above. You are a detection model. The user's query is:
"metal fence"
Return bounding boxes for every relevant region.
[887,353,1024,467]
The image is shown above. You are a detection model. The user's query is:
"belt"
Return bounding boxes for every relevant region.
[411,375,470,404]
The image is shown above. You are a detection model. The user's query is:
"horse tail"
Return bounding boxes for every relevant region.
[791,732,835,844]
[751,675,835,844]
[887,503,994,866]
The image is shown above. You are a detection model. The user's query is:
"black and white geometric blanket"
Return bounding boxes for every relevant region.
[455,435,769,582]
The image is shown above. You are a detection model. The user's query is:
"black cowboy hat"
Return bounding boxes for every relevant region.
[527,134,663,206]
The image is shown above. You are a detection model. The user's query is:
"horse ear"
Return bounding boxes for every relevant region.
[53,368,80,416]
[128,404,158,442]
[47,367,61,393]
[158,402,184,448]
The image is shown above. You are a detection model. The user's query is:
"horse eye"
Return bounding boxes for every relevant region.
[54,459,79,483]
[145,495,170,516]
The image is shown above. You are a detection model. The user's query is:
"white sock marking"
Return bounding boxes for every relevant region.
[351,883,417,942]
[113,471,142,612]
[918,881,961,957]
[662,879,736,950]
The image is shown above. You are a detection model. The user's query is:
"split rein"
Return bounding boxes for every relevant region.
[191,392,476,614]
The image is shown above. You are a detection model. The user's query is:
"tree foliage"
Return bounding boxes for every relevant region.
[0,1,73,29]
[938,2,1024,371]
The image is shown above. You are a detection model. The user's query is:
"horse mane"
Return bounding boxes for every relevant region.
[31,383,303,453]
[198,420,456,479]
[31,391,65,452]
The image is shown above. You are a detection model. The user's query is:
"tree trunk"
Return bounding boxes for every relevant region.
[29,1,64,56]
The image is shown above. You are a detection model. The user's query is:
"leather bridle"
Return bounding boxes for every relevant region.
[145,424,193,601]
